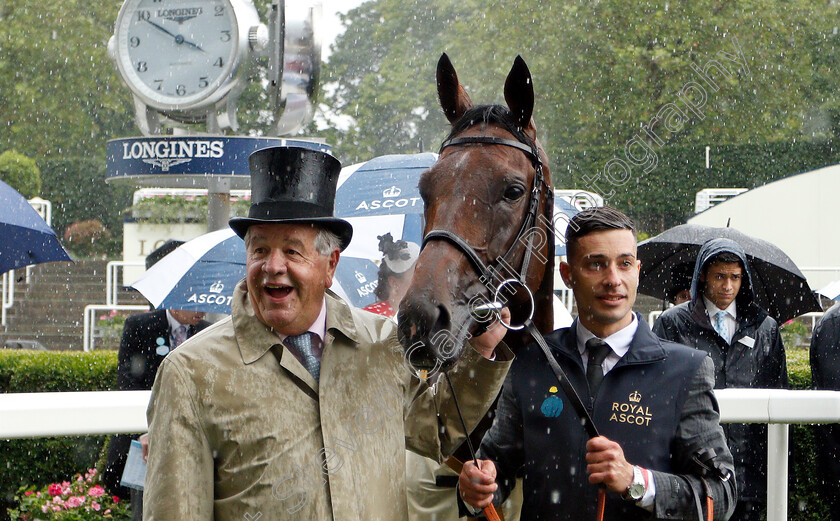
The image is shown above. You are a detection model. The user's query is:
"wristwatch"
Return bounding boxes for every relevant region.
[622,465,647,501]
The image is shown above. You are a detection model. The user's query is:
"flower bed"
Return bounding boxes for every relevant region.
[8,468,130,520]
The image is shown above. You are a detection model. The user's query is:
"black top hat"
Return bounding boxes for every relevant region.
[229,146,353,250]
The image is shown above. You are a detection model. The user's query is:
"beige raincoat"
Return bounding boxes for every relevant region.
[144,281,512,520]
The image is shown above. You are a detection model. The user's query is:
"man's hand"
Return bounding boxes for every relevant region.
[139,433,149,462]
[585,436,634,494]
[459,459,498,510]
[471,307,511,359]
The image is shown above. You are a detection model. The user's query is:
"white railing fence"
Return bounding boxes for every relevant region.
[83,304,150,352]
[1,269,15,327]
[105,261,145,306]
[0,388,838,521]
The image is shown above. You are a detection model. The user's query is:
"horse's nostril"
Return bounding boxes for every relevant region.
[433,305,451,333]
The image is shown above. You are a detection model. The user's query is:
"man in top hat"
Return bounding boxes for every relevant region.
[143,146,512,521]
[102,239,209,519]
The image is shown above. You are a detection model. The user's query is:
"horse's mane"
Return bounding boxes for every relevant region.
[444,105,536,151]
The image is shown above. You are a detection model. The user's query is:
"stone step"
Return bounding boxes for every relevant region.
[1,259,150,351]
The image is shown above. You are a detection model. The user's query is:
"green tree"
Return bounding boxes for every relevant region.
[321,0,835,169]
[0,150,41,198]
[0,0,135,160]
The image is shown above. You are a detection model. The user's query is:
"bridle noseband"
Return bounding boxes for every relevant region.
[421,134,553,299]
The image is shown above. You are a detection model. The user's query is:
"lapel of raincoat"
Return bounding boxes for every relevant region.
[233,280,324,397]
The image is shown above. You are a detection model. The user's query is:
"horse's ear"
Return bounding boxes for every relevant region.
[504,55,534,131]
[437,53,474,124]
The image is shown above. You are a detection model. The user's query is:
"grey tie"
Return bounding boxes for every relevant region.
[585,337,611,396]
[285,332,321,382]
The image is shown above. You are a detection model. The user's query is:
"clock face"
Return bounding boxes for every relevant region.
[115,0,239,110]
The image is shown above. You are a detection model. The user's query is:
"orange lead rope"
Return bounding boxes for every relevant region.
[596,487,606,521]
[706,497,714,521]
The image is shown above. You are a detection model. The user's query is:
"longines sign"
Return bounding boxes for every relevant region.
[106,136,330,187]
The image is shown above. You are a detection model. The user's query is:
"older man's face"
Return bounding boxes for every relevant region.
[245,223,339,336]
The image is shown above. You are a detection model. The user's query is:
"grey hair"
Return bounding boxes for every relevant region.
[314,227,342,255]
[243,225,340,256]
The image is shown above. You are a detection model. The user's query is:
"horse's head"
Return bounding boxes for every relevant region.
[397,54,554,372]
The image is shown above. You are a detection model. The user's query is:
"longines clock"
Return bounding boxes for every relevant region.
[108,0,268,133]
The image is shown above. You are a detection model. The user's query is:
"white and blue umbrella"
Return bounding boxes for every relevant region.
[552,197,579,256]
[817,280,840,301]
[0,180,72,275]
[336,153,436,260]
[335,153,579,259]
[131,228,381,314]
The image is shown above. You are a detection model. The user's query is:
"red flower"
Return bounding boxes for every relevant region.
[24,491,34,496]
[48,484,63,496]
[112,495,120,503]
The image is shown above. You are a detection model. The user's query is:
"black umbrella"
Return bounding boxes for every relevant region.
[638,224,821,323]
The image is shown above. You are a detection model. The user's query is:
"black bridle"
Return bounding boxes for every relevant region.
[421,134,552,293]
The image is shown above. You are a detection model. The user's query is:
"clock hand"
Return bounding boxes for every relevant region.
[144,19,179,40]
[180,38,205,53]
[145,19,205,52]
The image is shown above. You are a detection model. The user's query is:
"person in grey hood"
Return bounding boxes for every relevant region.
[653,237,788,521]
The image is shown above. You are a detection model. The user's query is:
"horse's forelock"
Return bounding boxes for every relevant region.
[444,105,536,151]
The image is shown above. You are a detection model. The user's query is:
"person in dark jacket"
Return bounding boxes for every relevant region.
[809,301,840,521]
[101,240,211,520]
[459,207,736,521]
[653,237,788,521]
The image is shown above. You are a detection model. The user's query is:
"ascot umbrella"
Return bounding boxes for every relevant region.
[131,228,381,314]
[335,153,435,260]
[638,224,821,323]
[552,197,579,256]
[817,280,840,301]
[0,180,72,275]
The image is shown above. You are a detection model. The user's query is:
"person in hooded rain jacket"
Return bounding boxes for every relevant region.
[809,300,840,521]
[653,237,788,521]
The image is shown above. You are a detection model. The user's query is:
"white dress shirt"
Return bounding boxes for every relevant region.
[575,314,656,509]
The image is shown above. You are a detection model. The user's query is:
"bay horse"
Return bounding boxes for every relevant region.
[397,53,556,371]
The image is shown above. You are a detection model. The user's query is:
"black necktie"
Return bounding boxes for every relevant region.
[585,337,611,395]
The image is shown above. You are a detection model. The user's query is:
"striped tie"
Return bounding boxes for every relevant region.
[284,332,321,382]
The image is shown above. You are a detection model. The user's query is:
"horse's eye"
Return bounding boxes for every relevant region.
[503,185,526,202]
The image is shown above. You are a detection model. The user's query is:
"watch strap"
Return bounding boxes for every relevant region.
[621,465,646,501]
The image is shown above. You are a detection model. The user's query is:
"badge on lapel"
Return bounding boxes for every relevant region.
[155,337,170,356]
[540,386,564,418]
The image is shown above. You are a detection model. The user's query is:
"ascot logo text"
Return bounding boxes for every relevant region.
[354,197,421,212]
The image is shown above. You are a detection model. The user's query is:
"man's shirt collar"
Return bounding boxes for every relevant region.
[703,295,737,321]
[575,313,639,359]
